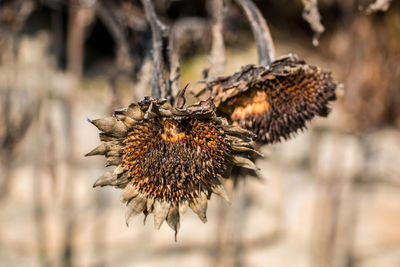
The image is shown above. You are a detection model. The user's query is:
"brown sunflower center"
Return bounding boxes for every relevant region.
[229,91,269,121]
[217,68,336,143]
[160,119,186,142]
[121,118,231,202]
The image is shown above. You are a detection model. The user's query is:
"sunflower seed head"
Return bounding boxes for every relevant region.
[195,54,338,144]
[87,93,259,237]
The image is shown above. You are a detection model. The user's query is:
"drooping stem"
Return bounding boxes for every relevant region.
[141,0,169,98]
[235,0,275,65]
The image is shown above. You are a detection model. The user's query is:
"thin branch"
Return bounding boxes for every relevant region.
[168,16,210,103]
[301,0,325,45]
[235,0,275,65]
[95,0,130,67]
[133,58,153,101]
[141,0,169,98]
[208,0,226,78]
[95,1,128,51]
[168,27,181,103]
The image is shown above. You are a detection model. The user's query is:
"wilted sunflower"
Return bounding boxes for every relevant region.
[86,95,259,239]
[196,54,338,144]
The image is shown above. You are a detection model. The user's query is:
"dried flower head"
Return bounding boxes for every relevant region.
[86,95,258,239]
[196,55,337,144]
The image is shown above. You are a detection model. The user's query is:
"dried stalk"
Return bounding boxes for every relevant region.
[95,0,130,70]
[141,0,169,98]
[206,0,229,264]
[208,0,226,78]
[168,28,181,103]
[62,1,94,266]
[235,0,275,65]
[301,0,325,45]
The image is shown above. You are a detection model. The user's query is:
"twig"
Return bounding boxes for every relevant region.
[207,2,228,263]
[168,26,181,103]
[141,0,169,98]
[95,0,130,69]
[168,16,211,103]
[301,0,325,46]
[208,0,226,78]
[95,1,129,52]
[133,58,153,101]
[235,0,275,65]
[66,3,92,78]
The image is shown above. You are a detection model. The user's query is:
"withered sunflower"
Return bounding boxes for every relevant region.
[196,54,338,144]
[86,95,258,239]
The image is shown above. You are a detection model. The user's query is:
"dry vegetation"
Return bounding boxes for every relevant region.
[0,0,399,267]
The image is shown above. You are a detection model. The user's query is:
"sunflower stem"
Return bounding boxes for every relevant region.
[141,0,169,99]
[235,0,275,65]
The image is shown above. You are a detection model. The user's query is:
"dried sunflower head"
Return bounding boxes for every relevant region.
[196,54,337,144]
[86,95,258,239]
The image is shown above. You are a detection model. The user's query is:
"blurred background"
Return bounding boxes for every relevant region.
[0,0,399,266]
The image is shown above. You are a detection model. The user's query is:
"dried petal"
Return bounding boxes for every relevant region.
[93,171,116,187]
[115,114,138,129]
[91,117,128,137]
[146,198,155,213]
[189,195,207,223]
[125,103,145,120]
[153,201,171,229]
[232,155,259,170]
[179,201,189,218]
[121,183,139,203]
[106,156,121,167]
[85,143,107,156]
[166,205,180,241]
[211,183,231,204]
[113,165,125,176]
[126,194,147,226]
